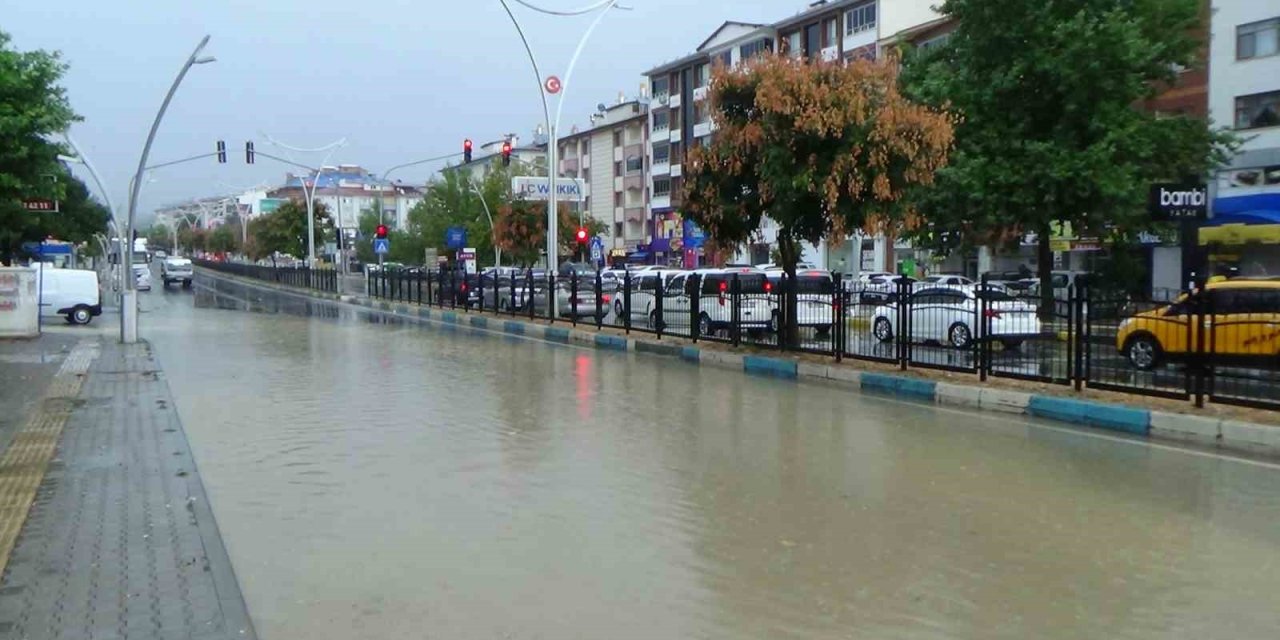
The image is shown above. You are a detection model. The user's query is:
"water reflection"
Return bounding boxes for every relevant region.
[141,275,1280,640]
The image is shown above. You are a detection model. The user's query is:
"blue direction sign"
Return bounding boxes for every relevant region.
[445,226,467,249]
[589,236,604,266]
[373,238,390,255]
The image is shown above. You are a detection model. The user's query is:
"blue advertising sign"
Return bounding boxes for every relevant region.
[373,238,390,255]
[445,226,467,249]
[682,218,706,249]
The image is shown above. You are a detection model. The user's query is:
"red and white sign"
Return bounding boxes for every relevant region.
[544,75,562,95]
[22,199,58,212]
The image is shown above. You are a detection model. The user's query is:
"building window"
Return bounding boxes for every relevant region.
[670,108,681,130]
[582,168,590,182]
[651,76,669,99]
[613,130,622,147]
[716,50,731,68]
[783,31,802,58]
[653,142,671,164]
[584,196,590,211]
[653,177,671,197]
[845,2,876,36]
[804,24,821,58]
[823,18,838,49]
[1236,90,1280,130]
[670,142,683,163]
[739,38,772,61]
[694,63,710,88]
[614,160,623,177]
[918,32,952,52]
[614,192,623,207]
[652,110,669,132]
[1239,18,1280,60]
[625,155,642,174]
[614,222,623,238]
[693,102,710,125]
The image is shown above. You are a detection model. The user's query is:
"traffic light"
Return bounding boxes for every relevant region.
[575,227,588,244]
[501,141,512,167]
[245,141,255,164]
[216,140,226,163]
[463,138,473,163]
[375,224,389,239]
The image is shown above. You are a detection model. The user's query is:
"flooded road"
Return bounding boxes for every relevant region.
[139,273,1280,639]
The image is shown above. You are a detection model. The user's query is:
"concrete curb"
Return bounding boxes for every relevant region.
[198,269,1280,459]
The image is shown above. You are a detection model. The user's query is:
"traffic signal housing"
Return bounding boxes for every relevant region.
[463,139,473,163]
[501,141,512,167]
[375,224,389,240]
[575,227,588,244]
[216,140,226,164]
[245,141,255,164]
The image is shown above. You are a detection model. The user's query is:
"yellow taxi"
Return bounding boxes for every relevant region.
[1116,278,1280,370]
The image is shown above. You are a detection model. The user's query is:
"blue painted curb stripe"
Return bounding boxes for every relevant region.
[379,302,391,311]
[503,321,525,335]
[681,346,700,362]
[595,334,627,351]
[635,341,681,356]
[469,316,487,328]
[860,373,936,399]
[441,311,458,324]
[418,308,431,319]
[1027,396,1150,435]
[743,355,798,379]
[396,305,409,314]
[860,372,899,395]
[544,327,570,343]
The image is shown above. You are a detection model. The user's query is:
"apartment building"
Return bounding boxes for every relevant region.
[268,165,423,231]
[557,98,649,259]
[1204,1,1280,276]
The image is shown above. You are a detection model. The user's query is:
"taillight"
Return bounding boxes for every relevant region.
[764,282,772,293]
[983,309,1001,319]
[602,294,612,303]
[461,283,468,292]
[718,281,727,293]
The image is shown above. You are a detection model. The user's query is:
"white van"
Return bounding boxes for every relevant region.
[38,267,102,324]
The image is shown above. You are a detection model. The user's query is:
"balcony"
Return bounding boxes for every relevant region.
[692,121,712,138]
[693,86,708,101]
[669,93,681,108]
[670,163,682,178]
[560,158,579,174]
[651,159,670,176]
[614,176,624,192]
[669,128,681,143]
[821,46,839,62]
[650,194,671,210]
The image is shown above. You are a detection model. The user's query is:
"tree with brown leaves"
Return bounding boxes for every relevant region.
[682,54,955,345]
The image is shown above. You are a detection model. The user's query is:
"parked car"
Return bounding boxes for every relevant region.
[871,285,1042,348]
[860,274,908,305]
[161,257,193,288]
[531,277,618,321]
[132,264,152,291]
[657,268,777,335]
[611,269,683,325]
[766,269,836,336]
[921,274,974,287]
[36,266,102,325]
[1116,278,1280,371]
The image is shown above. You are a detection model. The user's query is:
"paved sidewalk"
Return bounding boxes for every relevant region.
[0,337,255,639]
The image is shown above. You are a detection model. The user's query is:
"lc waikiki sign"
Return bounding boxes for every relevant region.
[511,177,587,202]
[1148,183,1208,221]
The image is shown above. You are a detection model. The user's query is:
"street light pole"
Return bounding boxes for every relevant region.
[498,0,626,305]
[59,136,122,299]
[468,176,500,268]
[122,34,215,343]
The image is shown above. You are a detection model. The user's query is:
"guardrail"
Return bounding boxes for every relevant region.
[194,259,337,293]
[357,267,1276,412]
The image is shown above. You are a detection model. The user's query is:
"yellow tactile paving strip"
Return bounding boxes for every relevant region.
[0,340,97,575]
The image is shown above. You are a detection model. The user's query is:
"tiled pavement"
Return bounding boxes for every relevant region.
[0,338,255,639]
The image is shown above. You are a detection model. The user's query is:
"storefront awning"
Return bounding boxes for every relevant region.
[1201,193,1280,245]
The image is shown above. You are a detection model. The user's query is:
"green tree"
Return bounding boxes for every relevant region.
[0,31,81,263]
[146,224,172,252]
[246,198,331,261]
[900,0,1235,316]
[177,226,206,254]
[493,200,607,267]
[206,225,238,255]
[683,54,955,345]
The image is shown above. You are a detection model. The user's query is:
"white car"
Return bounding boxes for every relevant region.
[161,257,193,288]
[132,264,152,291]
[657,268,777,335]
[36,266,102,324]
[612,269,683,325]
[870,285,1042,348]
[921,274,975,287]
[765,269,836,336]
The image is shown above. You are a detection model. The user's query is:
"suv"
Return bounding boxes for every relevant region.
[766,269,836,336]
[657,268,777,335]
[1116,278,1280,370]
[161,258,193,288]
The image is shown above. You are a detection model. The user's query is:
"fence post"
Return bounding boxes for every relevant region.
[897,278,909,371]
[595,269,603,330]
[548,272,556,324]
[833,275,843,363]
[731,273,741,348]
[1193,289,1209,408]
[655,276,664,340]
[1071,284,1083,391]
[478,271,485,313]
[979,273,989,382]
[570,272,578,327]
[623,271,632,335]
[690,273,701,343]
[776,274,786,352]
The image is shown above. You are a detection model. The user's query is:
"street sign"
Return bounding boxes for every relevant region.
[22,199,58,213]
[1148,183,1208,221]
[458,248,477,274]
[589,237,604,266]
[445,226,467,249]
[511,176,587,202]
[545,75,562,94]
[373,238,390,255]
[682,218,706,248]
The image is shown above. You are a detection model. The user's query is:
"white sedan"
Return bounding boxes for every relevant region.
[870,285,1042,348]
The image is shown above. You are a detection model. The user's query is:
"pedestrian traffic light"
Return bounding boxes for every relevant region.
[375,224,389,239]
[245,141,255,164]
[575,227,588,244]
[463,138,473,163]
[216,140,226,164]
[501,141,512,167]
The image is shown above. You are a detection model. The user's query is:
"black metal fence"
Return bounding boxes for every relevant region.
[194,259,338,293]
[364,267,1280,412]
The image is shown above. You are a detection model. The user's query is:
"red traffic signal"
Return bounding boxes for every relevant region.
[375,224,389,239]
[575,227,588,243]
[501,141,512,167]
[463,138,473,163]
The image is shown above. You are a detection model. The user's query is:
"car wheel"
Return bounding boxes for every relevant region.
[769,311,780,333]
[815,324,832,338]
[182,280,192,289]
[949,322,973,348]
[873,317,893,342]
[70,306,92,325]
[698,313,713,337]
[1124,334,1161,371]
[614,300,625,325]
[649,310,661,330]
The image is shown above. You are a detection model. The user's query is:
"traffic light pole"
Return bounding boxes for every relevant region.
[498,0,626,316]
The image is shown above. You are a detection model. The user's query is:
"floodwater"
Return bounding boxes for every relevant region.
[139,273,1280,640]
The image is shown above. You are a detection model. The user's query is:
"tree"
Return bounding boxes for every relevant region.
[683,54,955,345]
[0,31,81,263]
[493,198,607,267]
[177,226,206,254]
[246,198,330,262]
[900,0,1235,316]
[146,224,172,252]
[206,225,238,255]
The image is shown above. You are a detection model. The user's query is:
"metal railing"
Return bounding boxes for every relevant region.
[194,259,338,293]
[362,267,1280,412]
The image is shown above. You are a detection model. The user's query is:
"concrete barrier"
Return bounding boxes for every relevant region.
[1027,396,1150,435]
[980,388,1031,414]
[797,363,829,379]
[743,355,798,379]
[544,327,570,344]
[635,341,681,357]
[826,366,862,385]
[441,311,459,324]
[594,334,628,351]
[503,321,525,335]
[860,373,936,400]
[1220,420,1280,453]
[680,346,701,363]
[701,350,744,370]
[936,382,982,408]
[1150,412,1220,444]
[469,316,487,328]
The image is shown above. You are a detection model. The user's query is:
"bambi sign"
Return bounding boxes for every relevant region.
[1148,183,1208,221]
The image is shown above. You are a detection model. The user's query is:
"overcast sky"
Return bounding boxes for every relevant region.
[7,0,798,224]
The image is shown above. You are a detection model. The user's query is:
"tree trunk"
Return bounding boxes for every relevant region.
[1037,227,1054,322]
[778,235,801,348]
